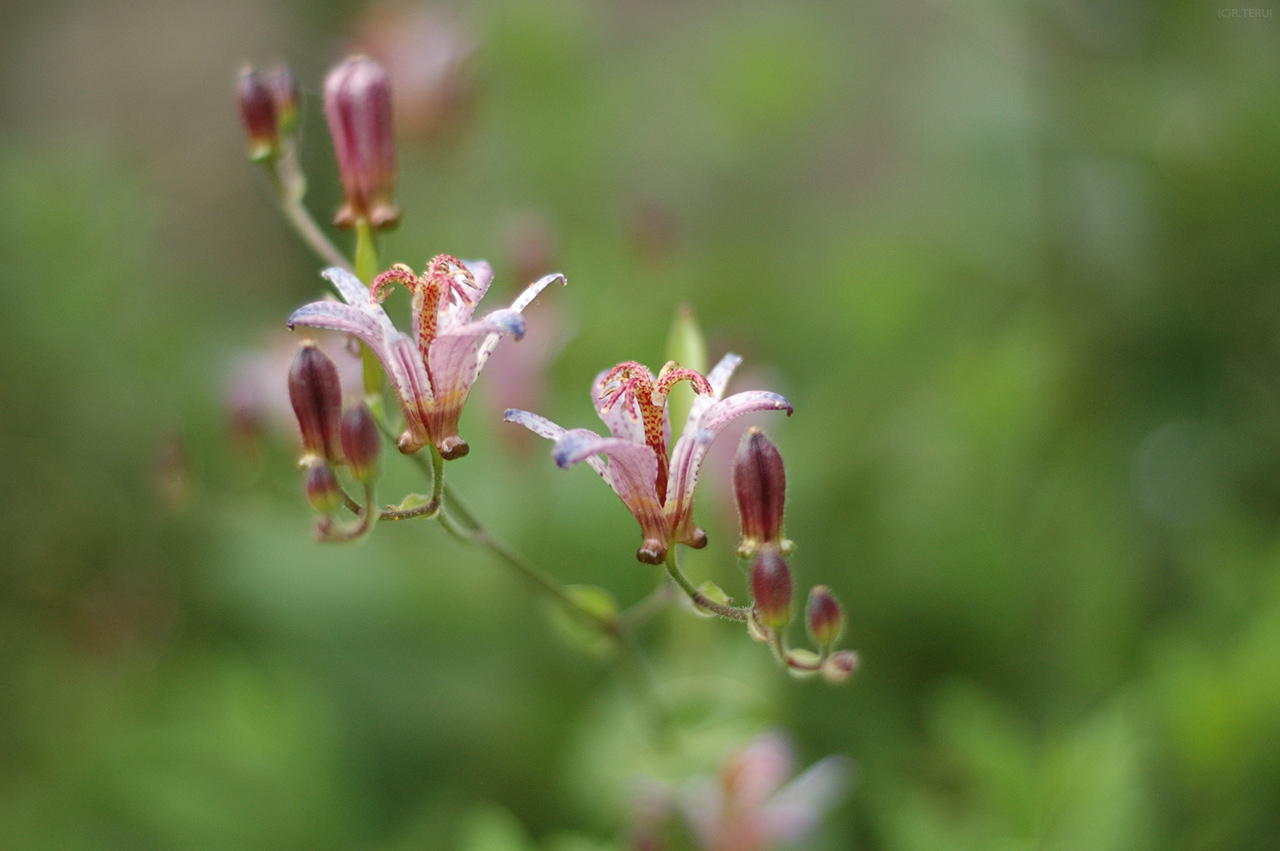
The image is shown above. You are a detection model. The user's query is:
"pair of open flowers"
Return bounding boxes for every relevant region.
[289,259,792,562]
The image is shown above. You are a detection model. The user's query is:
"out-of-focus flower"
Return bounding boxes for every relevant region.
[268,63,300,134]
[325,55,400,230]
[678,732,849,851]
[352,3,477,144]
[505,354,792,564]
[288,257,565,459]
[237,66,278,162]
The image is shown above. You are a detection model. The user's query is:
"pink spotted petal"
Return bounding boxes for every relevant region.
[666,389,792,545]
[437,258,494,330]
[683,352,742,436]
[552,429,669,563]
[475,272,567,368]
[321,266,383,314]
[503,409,607,479]
[697,390,793,437]
[591,367,646,444]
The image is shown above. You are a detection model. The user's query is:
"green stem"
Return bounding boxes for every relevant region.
[353,220,385,400]
[439,485,668,734]
[320,482,377,542]
[663,550,751,621]
[263,157,352,272]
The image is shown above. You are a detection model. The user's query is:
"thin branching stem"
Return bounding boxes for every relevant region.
[663,550,752,621]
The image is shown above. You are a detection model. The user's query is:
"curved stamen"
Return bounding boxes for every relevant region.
[370,263,418,304]
[655,360,713,400]
[427,254,479,307]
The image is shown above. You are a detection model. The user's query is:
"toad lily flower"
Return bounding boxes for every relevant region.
[288,255,565,459]
[504,354,792,564]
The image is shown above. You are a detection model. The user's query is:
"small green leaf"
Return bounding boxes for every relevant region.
[545,585,618,657]
[392,493,435,511]
[693,580,731,618]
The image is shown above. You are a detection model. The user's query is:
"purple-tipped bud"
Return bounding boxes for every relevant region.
[306,462,341,514]
[750,547,793,630]
[288,342,344,464]
[734,427,786,556]
[269,64,300,134]
[324,56,400,231]
[238,66,279,162]
[821,650,859,683]
[806,585,844,650]
[340,404,382,484]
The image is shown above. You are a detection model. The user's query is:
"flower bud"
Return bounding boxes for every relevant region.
[734,427,786,556]
[821,650,859,684]
[340,404,382,484]
[269,63,300,135]
[237,66,279,162]
[305,462,341,514]
[288,342,344,464]
[750,547,793,630]
[324,56,400,231]
[806,585,843,650]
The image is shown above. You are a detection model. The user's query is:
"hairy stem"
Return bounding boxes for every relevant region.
[663,550,751,621]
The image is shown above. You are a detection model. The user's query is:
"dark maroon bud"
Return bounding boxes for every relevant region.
[340,404,382,484]
[288,342,344,464]
[733,427,786,555]
[324,56,400,231]
[306,462,341,514]
[806,585,843,650]
[237,65,279,162]
[750,547,793,630]
[269,63,300,135]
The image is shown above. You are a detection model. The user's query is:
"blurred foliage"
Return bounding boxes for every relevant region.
[2,0,1280,848]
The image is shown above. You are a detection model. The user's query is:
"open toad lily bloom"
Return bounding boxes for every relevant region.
[288,255,565,459]
[504,354,792,564]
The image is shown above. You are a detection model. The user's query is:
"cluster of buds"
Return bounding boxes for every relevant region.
[238,55,398,246]
[288,342,382,540]
[735,428,858,683]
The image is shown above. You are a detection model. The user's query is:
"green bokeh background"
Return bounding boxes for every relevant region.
[2,0,1279,848]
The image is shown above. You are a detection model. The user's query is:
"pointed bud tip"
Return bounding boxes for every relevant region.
[807,585,844,649]
[734,428,786,550]
[324,55,398,231]
[288,343,344,465]
[237,65,279,161]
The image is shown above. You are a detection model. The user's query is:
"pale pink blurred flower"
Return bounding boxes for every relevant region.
[679,732,849,851]
[352,3,477,143]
